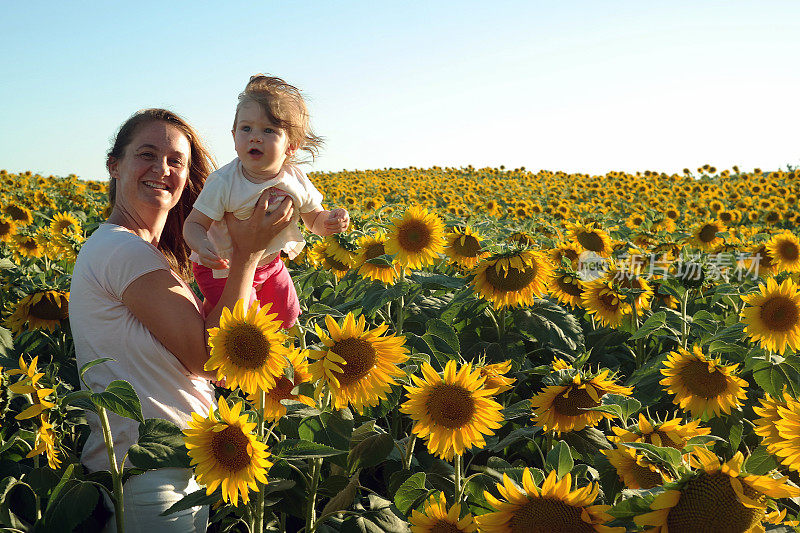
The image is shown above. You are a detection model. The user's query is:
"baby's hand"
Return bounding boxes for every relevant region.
[196,240,229,270]
[325,208,350,233]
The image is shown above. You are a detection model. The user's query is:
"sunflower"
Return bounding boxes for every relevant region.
[766,231,800,272]
[50,212,81,236]
[247,348,315,422]
[12,233,43,259]
[309,239,353,279]
[385,205,446,269]
[633,448,800,533]
[610,413,710,450]
[530,370,633,434]
[322,234,358,266]
[476,360,516,394]
[660,345,748,418]
[689,220,726,251]
[471,250,552,309]
[5,290,69,334]
[0,215,17,242]
[400,360,503,460]
[745,243,778,278]
[6,355,57,420]
[507,231,536,247]
[26,414,61,469]
[602,445,671,489]
[2,203,33,225]
[548,271,584,308]
[354,232,401,285]
[625,212,647,229]
[184,397,272,506]
[410,492,477,533]
[602,261,653,315]
[548,242,582,269]
[205,299,290,395]
[580,279,631,328]
[444,225,488,270]
[567,222,614,257]
[740,276,800,354]
[308,313,409,414]
[753,392,790,454]
[475,468,624,533]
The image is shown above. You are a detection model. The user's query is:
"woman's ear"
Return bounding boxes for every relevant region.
[107,158,119,180]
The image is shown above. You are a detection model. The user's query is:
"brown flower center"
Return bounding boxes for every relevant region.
[30,294,68,321]
[430,520,463,533]
[646,429,682,449]
[397,220,432,252]
[426,383,475,429]
[629,461,664,489]
[364,242,386,260]
[551,386,601,416]
[509,496,596,533]
[576,230,606,252]
[210,425,252,473]
[331,338,376,386]
[5,205,28,221]
[222,323,271,369]
[267,376,296,401]
[598,290,622,312]
[485,263,538,292]
[777,239,800,261]
[665,472,765,533]
[556,276,583,297]
[0,220,12,236]
[698,224,719,243]
[679,360,728,398]
[451,234,481,258]
[759,295,800,332]
[324,254,350,272]
[753,246,775,269]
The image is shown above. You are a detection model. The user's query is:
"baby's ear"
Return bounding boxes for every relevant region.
[286,143,298,156]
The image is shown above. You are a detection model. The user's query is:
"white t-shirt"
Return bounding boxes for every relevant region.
[191,160,324,278]
[70,224,214,472]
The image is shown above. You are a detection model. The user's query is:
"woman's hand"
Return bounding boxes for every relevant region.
[225,191,294,262]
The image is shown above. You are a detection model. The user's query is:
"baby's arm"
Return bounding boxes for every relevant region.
[301,207,350,236]
[183,209,229,269]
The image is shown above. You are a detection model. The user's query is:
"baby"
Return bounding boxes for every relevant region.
[183,74,349,328]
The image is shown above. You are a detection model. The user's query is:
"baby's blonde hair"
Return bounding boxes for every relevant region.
[234,74,324,163]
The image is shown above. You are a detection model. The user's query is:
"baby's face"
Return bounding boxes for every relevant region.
[233,101,293,182]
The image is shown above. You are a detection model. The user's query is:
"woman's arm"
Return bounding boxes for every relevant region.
[122,192,294,379]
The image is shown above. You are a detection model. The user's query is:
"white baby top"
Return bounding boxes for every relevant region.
[70,224,215,472]
[191,159,324,278]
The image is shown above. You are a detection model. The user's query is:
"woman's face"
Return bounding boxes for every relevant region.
[109,121,191,217]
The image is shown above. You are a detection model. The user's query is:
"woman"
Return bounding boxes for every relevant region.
[69,109,293,531]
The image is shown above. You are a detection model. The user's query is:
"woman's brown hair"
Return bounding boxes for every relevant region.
[234,74,324,164]
[107,108,216,280]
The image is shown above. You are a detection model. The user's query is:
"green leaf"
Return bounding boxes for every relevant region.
[516,299,585,353]
[161,487,221,516]
[491,426,540,452]
[91,379,144,423]
[407,272,466,290]
[546,441,574,479]
[629,311,666,340]
[42,480,99,533]
[129,418,191,469]
[272,439,346,459]
[584,394,641,422]
[621,442,682,473]
[298,412,354,451]
[743,446,779,475]
[321,471,360,518]
[393,472,428,516]
[425,319,460,355]
[78,357,115,388]
[4,481,37,527]
[729,420,743,452]
[348,433,394,472]
[752,357,800,397]
[501,400,532,420]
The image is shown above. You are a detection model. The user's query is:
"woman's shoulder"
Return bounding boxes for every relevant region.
[79,224,168,268]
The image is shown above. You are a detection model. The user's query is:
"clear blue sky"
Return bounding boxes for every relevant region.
[2,1,799,180]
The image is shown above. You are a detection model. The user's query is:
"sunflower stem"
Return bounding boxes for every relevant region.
[305,458,322,533]
[253,389,267,533]
[680,288,690,349]
[98,406,125,533]
[396,293,405,334]
[453,454,463,504]
[403,434,416,470]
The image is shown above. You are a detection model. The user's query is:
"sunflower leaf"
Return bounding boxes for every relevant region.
[90,380,144,424]
[546,440,574,478]
[78,357,115,389]
[160,487,223,516]
[743,445,779,475]
[751,357,800,397]
[424,319,460,355]
[621,442,682,475]
[629,311,666,341]
[128,418,190,469]
[348,433,393,473]
[299,412,353,451]
[272,439,346,459]
[393,472,428,516]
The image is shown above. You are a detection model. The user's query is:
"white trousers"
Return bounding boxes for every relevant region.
[101,468,209,533]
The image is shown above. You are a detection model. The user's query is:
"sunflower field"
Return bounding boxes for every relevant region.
[2,164,800,532]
